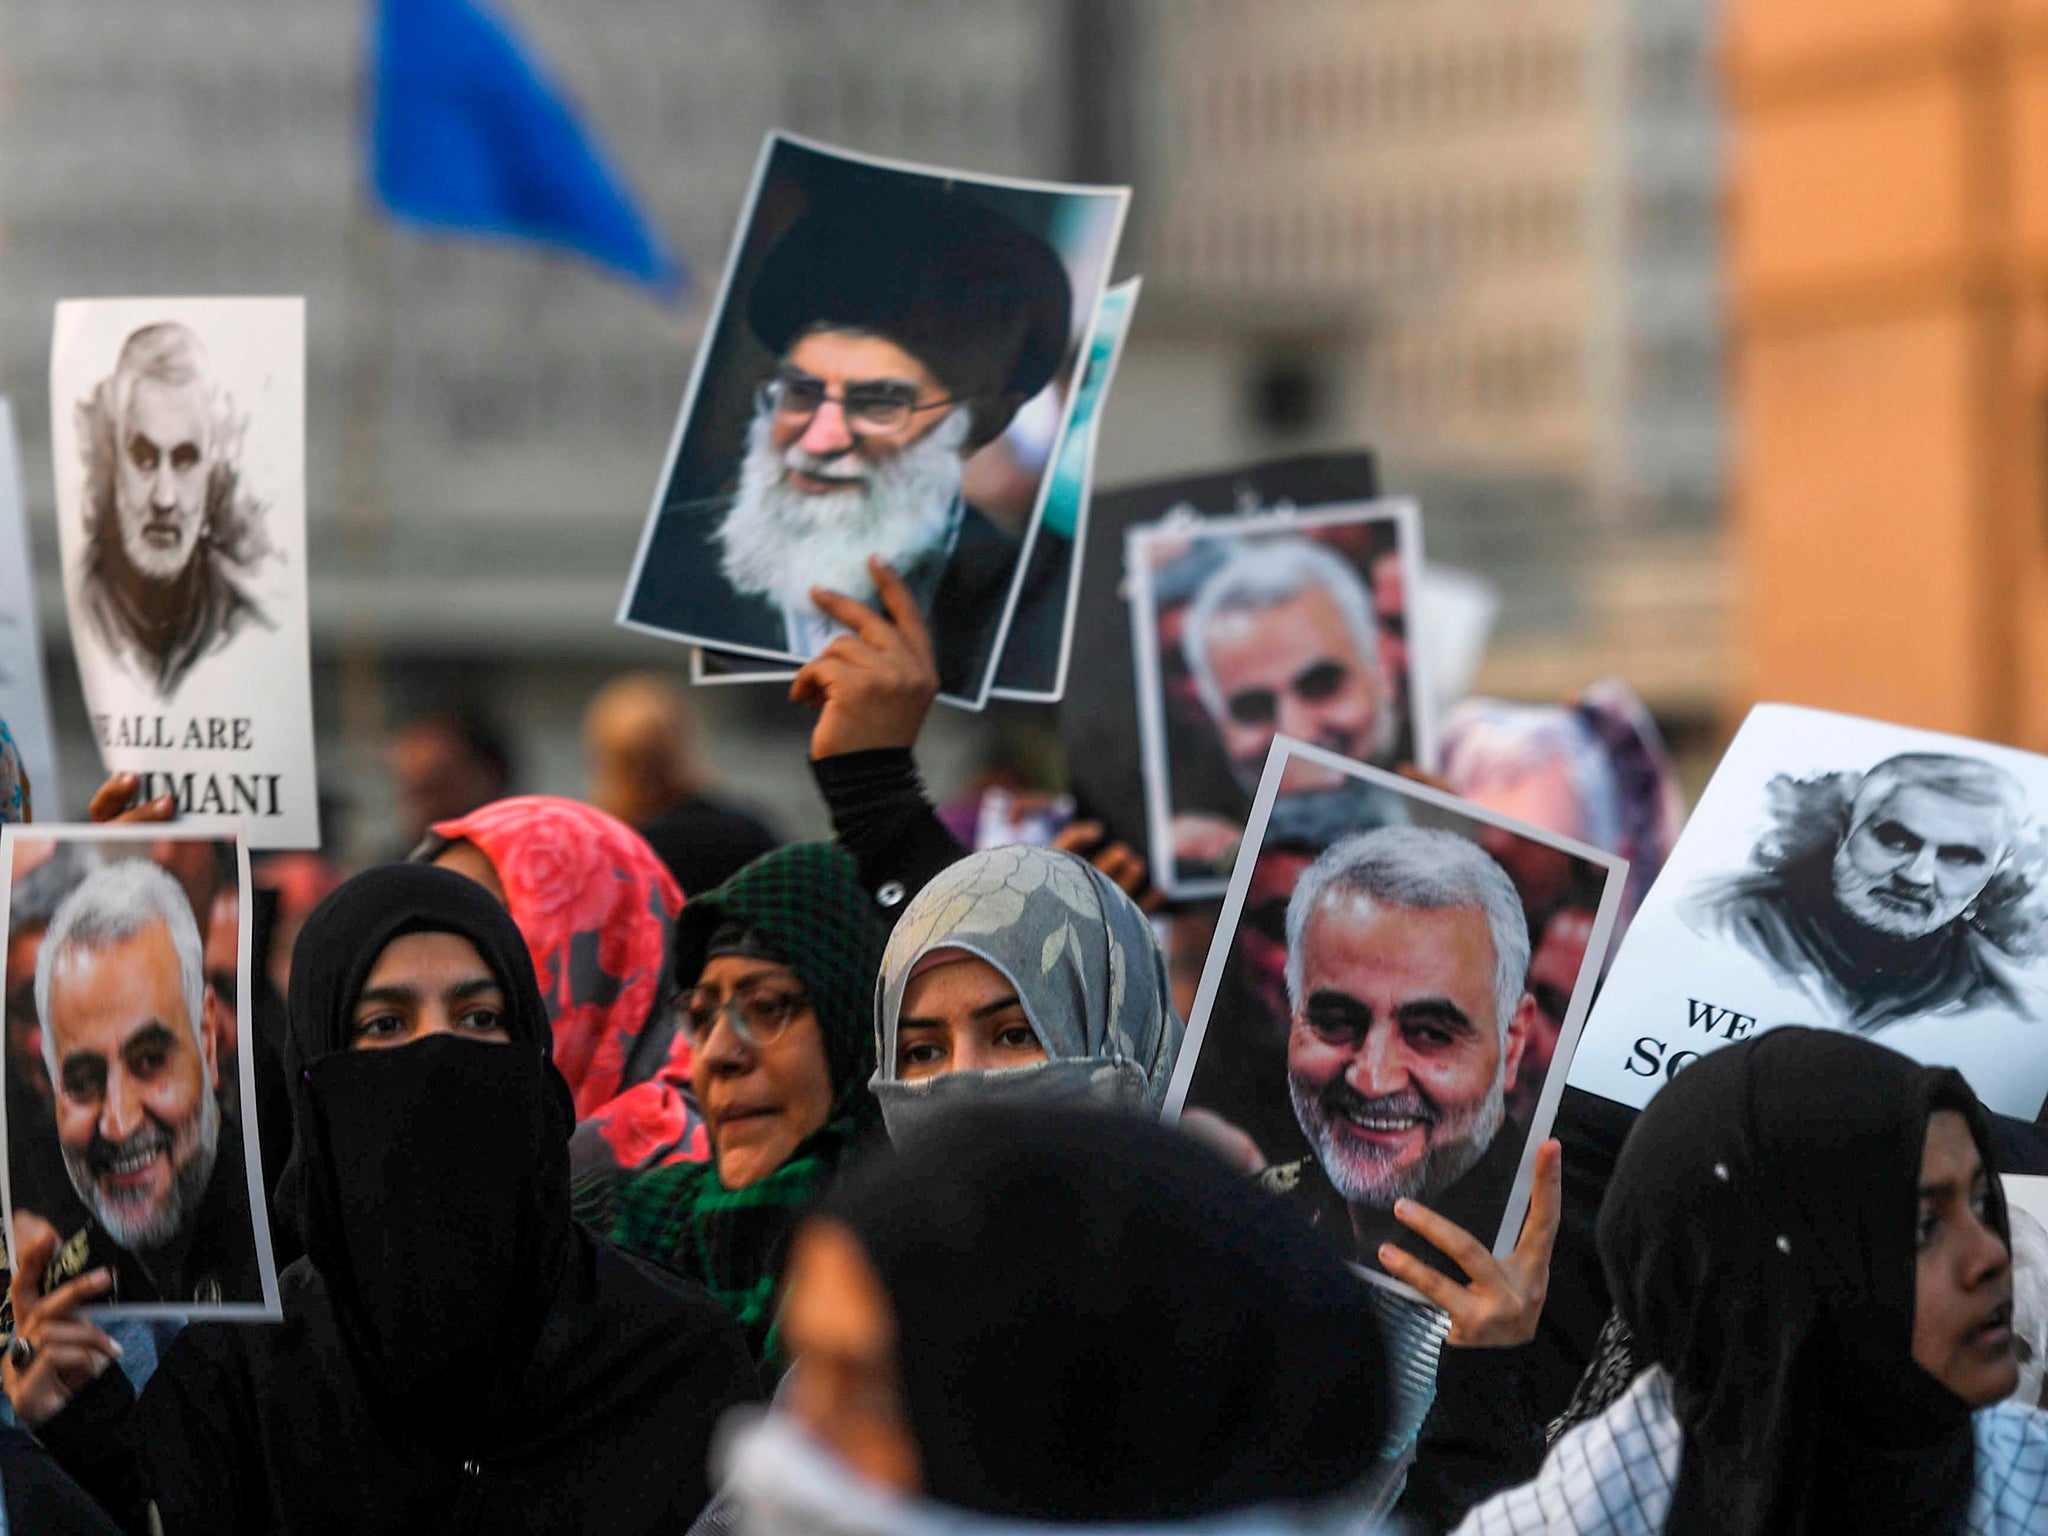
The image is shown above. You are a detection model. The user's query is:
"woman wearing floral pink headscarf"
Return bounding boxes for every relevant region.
[415,797,697,1136]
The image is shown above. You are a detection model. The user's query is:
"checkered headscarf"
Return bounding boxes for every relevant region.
[671,841,887,1123]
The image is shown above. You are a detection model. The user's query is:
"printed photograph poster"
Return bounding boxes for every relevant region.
[619,131,1129,709]
[1570,703,2048,1122]
[1054,453,1382,880]
[1128,497,1431,900]
[1162,736,1626,1299]
[688,276,1141,696]
[49,298,319,849]
[990,275,1141,701]
[0,398,61,810]
[0,824,281,1318]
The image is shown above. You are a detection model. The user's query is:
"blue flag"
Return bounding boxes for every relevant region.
[370,0,681,295]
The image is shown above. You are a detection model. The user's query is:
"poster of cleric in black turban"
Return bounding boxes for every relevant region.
[0,824,280,1317]
[688,275,1141,697]
[620,133,1128,708]
[1569,704,2048,1120]
[1163,736,1624,1296]
[49,299,319,849]
[1128,499,1432,900]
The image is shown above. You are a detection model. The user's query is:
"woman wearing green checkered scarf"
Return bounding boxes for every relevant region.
[605,842,888,1381]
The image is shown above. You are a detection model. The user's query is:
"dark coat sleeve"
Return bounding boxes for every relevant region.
[38,1327,261,1535]
[33,1366,155,1533]
[0,1424,123,1534]
[809,749,966,925]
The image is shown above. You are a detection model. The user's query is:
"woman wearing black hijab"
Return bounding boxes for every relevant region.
[9,864,757,1535]
[1455,1027,2047,1535]
[728,1105,1403,1534]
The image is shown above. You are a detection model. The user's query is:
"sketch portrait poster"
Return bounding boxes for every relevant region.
[689,275,1141,696]
[1128,498,1430,900]
[0,824,281,1318]
[49,298,319,849]
[1569,704,2048,1120]
[1162,736,1625,1300]
[620,131,1129,709]
[0,398,61,811]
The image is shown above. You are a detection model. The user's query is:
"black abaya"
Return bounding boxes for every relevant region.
[40,864,757,1535]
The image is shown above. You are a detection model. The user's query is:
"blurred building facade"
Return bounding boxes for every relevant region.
[0,0,1078,841]
[0,0,1729,845]
[1728,0,2048,751]
[1111,0,1727,708]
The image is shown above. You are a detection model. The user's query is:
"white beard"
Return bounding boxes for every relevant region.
[719,404,970,614]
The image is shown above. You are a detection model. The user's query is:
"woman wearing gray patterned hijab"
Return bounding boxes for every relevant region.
[872,846,1183,1143]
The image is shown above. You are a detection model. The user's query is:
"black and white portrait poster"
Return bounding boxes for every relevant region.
[0,823,280,1317]
[1162,735,1625,1298]
[687,275,1141,697]
[49,298,319,849]
[1570,704,2048,1120]
[0,398,62,810]
[620,132,1128,709]
[1129,499,1431,900]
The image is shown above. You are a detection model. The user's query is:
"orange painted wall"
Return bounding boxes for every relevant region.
[1734,310,1982,730]
[1729,4,2048,747]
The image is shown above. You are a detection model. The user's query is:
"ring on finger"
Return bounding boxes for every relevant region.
[7,1334,34,1370]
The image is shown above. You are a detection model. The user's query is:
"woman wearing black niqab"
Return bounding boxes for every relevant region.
[1456,1027,2048,1535]
[19,864,758,1535]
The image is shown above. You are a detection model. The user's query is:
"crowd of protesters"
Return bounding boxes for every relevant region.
[0,554,2043,1536]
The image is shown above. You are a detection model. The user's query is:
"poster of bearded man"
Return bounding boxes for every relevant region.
[1127,498,1432,899]
[1569,704,2048,1121]
[688,275,1142,699]
[619,132,1128,708]
[0,823,280,1318]
[1162,736,1625,1298]
[49,298,319,849]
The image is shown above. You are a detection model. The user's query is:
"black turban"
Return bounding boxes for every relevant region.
[746,179,1074,449]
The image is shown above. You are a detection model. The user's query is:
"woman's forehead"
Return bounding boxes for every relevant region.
[361,929,495,990]
[901,950,1018,1008]
[697,953,801,989]
[1920,1108,1984,1187]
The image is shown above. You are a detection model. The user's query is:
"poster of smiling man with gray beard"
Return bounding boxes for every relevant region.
[1163,739,1624,1294]
[621,133,1128,707]
[0,827,279,1317]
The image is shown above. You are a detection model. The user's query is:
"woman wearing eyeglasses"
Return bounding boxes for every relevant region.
[602,842,890,1383]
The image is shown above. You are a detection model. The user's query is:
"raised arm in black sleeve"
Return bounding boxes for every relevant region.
[810,748,966,924]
